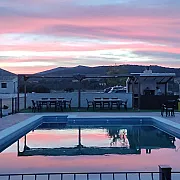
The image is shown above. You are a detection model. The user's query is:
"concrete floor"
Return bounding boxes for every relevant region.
[0,111,180,132]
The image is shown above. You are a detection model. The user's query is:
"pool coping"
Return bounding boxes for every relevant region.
[0,114,180,152]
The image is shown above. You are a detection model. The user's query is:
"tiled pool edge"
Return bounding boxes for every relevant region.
[0,115,43,152]
[151,116,180,139]
[0,114,180,152]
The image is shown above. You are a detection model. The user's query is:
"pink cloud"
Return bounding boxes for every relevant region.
[0,1,180,73]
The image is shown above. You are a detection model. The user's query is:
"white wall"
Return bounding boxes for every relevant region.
[0,79,18,94]
[27,92,132,108]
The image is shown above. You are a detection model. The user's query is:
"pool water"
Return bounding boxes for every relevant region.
[0,123,180,173]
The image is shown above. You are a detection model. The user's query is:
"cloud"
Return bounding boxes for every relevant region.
[0,0,180,73]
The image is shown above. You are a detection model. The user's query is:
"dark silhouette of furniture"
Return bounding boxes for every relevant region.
[102,98,110,109]
[56,101,63,112]
[86,99,94,110]
[49,98,57,108]
[161,100,176,117]
[31,100,41,112]
[41,98,49,109]
[65,98,72,110]
[111,97,120,109]
[121,99,128,111]
[94,98,102,109]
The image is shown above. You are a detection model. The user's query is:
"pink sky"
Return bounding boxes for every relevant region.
[0,0,180,73]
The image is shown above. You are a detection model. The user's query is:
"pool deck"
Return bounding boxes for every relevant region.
[1,111,180,132]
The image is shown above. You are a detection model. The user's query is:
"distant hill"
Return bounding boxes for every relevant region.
[36,65,109,76]
[36,65,180,77]
[0,68,16,76]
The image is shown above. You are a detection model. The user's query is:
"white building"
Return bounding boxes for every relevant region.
[0,76,18,94]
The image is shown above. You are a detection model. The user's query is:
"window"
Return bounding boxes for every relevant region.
[1,83,7,88]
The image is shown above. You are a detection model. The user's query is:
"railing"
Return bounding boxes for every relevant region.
[0,171,179,180]
[0,97,22,118]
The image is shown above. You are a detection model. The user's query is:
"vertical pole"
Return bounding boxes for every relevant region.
[15,97,17,113]
[24,135,27,151]
[24,76,27,109]
[159,165,172,180]
[17,75,20,112]
[138,77,141,110]
[17,140,20,153]
[78,126,81,146]
[0,98,2,118]
[77,126,83,148]
[12,97,14,114]
[165,83,167,96]
[78,80,81,110]
[132,78,135,109]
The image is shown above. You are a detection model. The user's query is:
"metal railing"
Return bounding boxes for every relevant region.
[0,97,21,118]
[0,171,179,180]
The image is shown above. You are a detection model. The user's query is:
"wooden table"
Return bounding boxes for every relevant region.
[37,99,67,111]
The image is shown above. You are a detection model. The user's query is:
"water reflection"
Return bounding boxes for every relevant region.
[107,128,130,148]
[16,124,176,156]
[0,124,179,173]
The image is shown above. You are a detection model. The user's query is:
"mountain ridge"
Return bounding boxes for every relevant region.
[35,65,180,77]
[1,65,180,77]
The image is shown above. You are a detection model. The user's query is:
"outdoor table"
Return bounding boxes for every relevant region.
[37,99,66,111]
[93,98,123,109]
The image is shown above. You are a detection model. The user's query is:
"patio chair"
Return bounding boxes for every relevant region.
[41,98,49,109]
[31,100,41,112]
[49,98,57,108]
[65,98,72,110]
[111,97,119,110]
[86,99,94,110]
[161,100,176,117]
[94,98,102,109]
[102,98,110,109]
[121,99,128,111]
[56,101,63,112]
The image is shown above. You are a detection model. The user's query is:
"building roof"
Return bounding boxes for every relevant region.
[0,76,17,81]
[128,70,176,84]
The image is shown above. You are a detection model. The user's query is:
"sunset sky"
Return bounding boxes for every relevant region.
[0,0,180,74]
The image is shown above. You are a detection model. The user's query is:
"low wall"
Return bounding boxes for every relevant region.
[27,92,133,108]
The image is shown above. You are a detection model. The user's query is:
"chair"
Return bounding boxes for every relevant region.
[56,100,63,112]
[94,98,102,109]
[86,99,94,110]
[102,98,110,109]
[111,97,119,109]
[41,98,49,109]
[121,99,128,111]
[31,100,41,112]
[58,98,65,108]
[49,98,57,108]
[161,100,176,117]
[65,98,72,110]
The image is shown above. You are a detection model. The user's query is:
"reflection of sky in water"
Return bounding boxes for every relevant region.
[0,126,180,174]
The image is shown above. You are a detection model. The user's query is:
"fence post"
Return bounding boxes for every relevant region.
[0,98,2,118]
[159,165,172,180]
[12,98,14,114]
[15,97,18,113]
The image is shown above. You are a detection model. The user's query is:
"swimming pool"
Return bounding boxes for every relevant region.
[0,115,180,174]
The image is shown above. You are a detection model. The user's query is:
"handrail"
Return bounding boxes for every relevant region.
[0,171,180,176]
[0,170,179,180]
